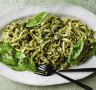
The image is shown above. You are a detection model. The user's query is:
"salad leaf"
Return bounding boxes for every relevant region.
[0,53,17,66]
[26,12,47,27]
[15,50,26,60]
[72,38,84,59]
[0,41,36,72]
[0,41,12,54]
[28,56,36,71]
[17,56,36,71]
[67,38,84,65]
[0,41,17,66]
[9,56,36,72]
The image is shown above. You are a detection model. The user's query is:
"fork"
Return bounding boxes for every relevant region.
[36,64,92,90]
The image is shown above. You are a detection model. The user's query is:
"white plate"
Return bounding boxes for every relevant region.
[0,3,96,86]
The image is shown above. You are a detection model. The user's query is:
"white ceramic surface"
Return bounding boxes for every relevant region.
[0,3,96,86]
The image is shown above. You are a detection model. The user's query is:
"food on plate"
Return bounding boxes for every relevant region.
[0,12,96,72]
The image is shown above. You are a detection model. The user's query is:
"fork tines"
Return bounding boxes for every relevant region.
[35,65,47,76]
[38,65,45,71]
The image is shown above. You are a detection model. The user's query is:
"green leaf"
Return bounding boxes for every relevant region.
[0,41,12,54]
[17,56,36,72]
[28,56,36,72]
[1,55,17,66]
[0,41,17,66]
[15,50,26,60]
[67,38,84,65]
[0,41,36,72]
[26,12,47,27]
[72,38,84,59]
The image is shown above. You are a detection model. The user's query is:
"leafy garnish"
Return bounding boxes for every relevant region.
[72,38,84,59]
[0,41,18,66]
[26,12,47,27]
[67,38,84,65]
[9,56,36,72]
[0,41,36,72]
[15,50,26,60]
[0,41,12,54]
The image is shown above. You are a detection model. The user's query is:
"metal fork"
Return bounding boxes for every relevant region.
[35,64,92,90]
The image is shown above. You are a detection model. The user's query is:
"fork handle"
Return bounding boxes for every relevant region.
[55,71,92,90]
[59,68,96,72]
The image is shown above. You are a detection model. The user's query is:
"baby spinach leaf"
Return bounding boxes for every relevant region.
[67,38,84,65]
[72,38,84,59]
[15,51,26,60]
[0,41,12,54]
[0,41,17,66]
[17,56,36,72]
[28,56,36,72]
[26,12,47,27]
[0,41,36,72]
[0,54,17,66]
